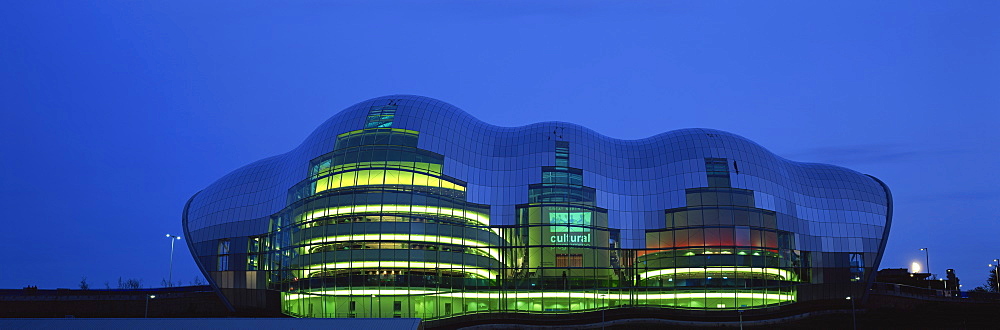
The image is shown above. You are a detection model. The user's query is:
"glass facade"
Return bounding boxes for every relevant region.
[182,95,892,319]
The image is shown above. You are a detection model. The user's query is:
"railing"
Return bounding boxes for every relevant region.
[869,282,1000,302]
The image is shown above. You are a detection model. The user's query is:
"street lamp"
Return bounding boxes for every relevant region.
[990,260,1000,293]
[846,296,856,330]
[165,234,182,287]
[919,248,930,277]
[144,294,156,318]
[738,309,745,330]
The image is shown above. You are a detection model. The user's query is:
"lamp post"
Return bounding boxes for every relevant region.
[144,294,156,318]
[846,296,856,330]
[939,278,948,297]
[738,309,744,330]
[919,248,930,277]
[165,234,182,287]
[990,260,1000,293]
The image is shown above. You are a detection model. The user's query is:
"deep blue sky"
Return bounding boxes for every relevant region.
[1,1,997,289]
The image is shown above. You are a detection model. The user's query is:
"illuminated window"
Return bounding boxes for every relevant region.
[555,254,583,267]
[365,105,397,128]
[313,169,464,194]
[247,236,262,270]
[549,212,591,232]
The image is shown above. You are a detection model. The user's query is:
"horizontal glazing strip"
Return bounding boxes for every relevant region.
[303,261,498,279]
[284,290,796,302]
[639,267,798,281]
[337,128,419,138]
[315,168,463,193]
[298,234,502,261]
[299,204,490,227]
[315,161,445,178]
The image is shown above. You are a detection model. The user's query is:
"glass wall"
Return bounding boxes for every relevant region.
[263,130,803,319]
[183,95,891,318]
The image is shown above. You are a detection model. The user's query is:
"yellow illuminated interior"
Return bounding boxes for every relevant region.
[314,169,461,194]
[299,204,490,227]
[302,261,498,279]
[299,234,501,261]
[639,267,798,281]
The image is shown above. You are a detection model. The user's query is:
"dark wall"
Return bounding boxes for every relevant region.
[0,286,236,318]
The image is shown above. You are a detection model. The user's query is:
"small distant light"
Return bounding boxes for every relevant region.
[846,296,851,300]
[911,261,922,273]
[707,277,713,280]
[723,277,729,280]
[165,234,170,237]
[149,295,156,299]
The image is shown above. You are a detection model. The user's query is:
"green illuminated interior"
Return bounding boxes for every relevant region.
[639,267,799,281]
[298,234,501,261]
[281,289,796,318]
[266,127,802,320]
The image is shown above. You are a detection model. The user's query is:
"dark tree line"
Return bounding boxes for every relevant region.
[969,267,999,293]
[76,276,208,290]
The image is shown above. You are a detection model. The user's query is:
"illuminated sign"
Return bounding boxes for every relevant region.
[549,233,591,244]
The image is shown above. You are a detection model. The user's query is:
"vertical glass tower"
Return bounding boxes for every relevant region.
[183,95,891,319]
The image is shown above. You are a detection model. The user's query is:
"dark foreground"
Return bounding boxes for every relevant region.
[2,286,997,329]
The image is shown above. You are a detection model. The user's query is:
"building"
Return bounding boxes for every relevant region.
[875,268,960,297]
[182,95,892,320]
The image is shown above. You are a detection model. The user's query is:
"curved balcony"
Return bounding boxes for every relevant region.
[292,221,504,248]
[297,204,491,227]
[291,249,502,280]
